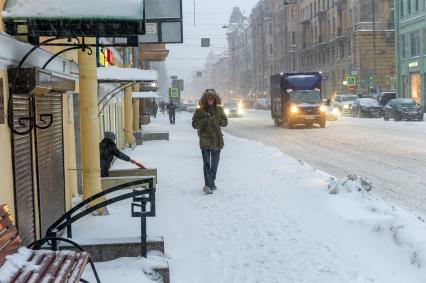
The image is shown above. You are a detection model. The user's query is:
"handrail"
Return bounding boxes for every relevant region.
[47,178,154,237]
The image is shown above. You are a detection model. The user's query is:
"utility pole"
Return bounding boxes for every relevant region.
[261,4,266,99]
[372,0,376,92]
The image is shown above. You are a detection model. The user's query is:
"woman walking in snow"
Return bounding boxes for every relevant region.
[192,89,228,194]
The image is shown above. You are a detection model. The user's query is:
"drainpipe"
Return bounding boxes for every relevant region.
[123,48,136,145]
[78,38,103,209]
[132,46,140,131]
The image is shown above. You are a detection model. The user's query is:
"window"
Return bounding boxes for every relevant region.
[292,32,296,45]
[401,34,407,58]
[0,78,4,124]
[411,31,421,57]
[408,0,411,13]
[415,0,419,11]
[269,44,273,55]
[269,23,272,35]
[400,0,404,17]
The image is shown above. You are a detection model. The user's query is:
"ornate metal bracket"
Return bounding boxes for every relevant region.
[98,82,138,117]
[7,37,92,135]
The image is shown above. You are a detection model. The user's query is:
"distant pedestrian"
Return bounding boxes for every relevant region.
[153,102,158,118]
[192,89,228,194]
[160,101,166,114]
[167,102,177,124]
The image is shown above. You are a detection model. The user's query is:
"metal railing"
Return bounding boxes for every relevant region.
[41,178,156,257]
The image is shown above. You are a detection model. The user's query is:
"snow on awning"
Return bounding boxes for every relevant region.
[97,67,158,83]
[132,92,160,99]
[2,0,144,20]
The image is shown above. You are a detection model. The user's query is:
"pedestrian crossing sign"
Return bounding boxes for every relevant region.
[347,77,356,86]
[169,88,179,98]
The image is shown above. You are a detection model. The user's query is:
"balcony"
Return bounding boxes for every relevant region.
[301,18,311,25]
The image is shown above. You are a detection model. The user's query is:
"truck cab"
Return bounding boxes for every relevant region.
[271,72,327,129]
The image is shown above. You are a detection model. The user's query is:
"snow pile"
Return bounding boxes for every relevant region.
[328,175,373,194]
[83,251,168,283]
[0,248,40,282]
[326,175,426,270]
[2,0,144,19]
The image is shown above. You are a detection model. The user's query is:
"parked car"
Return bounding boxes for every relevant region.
[185,103,197,113]
[334,94,359,116]
[254,98,271,110]
[377,91,397,107]
[223,101,244,118]
[383,98,424,121]
[351,98,383,118]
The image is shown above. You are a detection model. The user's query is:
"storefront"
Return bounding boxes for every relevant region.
[395,2,426,110]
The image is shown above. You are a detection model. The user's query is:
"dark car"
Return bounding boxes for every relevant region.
[351,98,383,118]
[254,98,271,110]
[383,98,424,121]
[334,94,359,116]
[377,91,397,107]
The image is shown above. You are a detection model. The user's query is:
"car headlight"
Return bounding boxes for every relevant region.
[332,108,341,116]
[290,105,299,113]
[224,109,230,115]
[237,108,244,115]
[319,105,327,112]
[343,104,350,109]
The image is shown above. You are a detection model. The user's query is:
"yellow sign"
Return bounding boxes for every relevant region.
[169,88,179,98]
[347,77,356,86]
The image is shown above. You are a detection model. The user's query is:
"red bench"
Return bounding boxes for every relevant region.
[0,204,99,283]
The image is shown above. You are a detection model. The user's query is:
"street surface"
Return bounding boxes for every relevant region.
[224,110,426,216]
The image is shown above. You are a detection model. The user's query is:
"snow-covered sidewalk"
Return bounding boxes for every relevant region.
[79,112,426,283]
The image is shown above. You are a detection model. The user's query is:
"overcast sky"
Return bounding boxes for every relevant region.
[165,0,259,87]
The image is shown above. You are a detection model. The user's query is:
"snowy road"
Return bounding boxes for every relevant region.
[224,110,426,217]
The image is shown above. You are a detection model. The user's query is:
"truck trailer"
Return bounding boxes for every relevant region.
[270,72,326,129]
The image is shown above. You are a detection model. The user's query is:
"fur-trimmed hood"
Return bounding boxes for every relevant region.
[198,89,222,109]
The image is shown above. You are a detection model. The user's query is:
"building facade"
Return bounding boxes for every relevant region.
[298,0,396,98]
[395,0,426,109]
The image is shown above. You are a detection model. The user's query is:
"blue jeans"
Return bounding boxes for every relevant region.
[201,149,221,188]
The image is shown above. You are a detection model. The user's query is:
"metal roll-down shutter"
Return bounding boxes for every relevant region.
[34,92,66,237]
[11,95,36,245]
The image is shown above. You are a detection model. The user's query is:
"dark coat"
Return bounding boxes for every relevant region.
[192,92,228,150]
[167,103,177,114]
[99,138,131,177]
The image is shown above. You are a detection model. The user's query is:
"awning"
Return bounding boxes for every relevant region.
[132,92,160,99]
[2,0,144,42]
[3,0,144,20]
[97,67,158,83]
